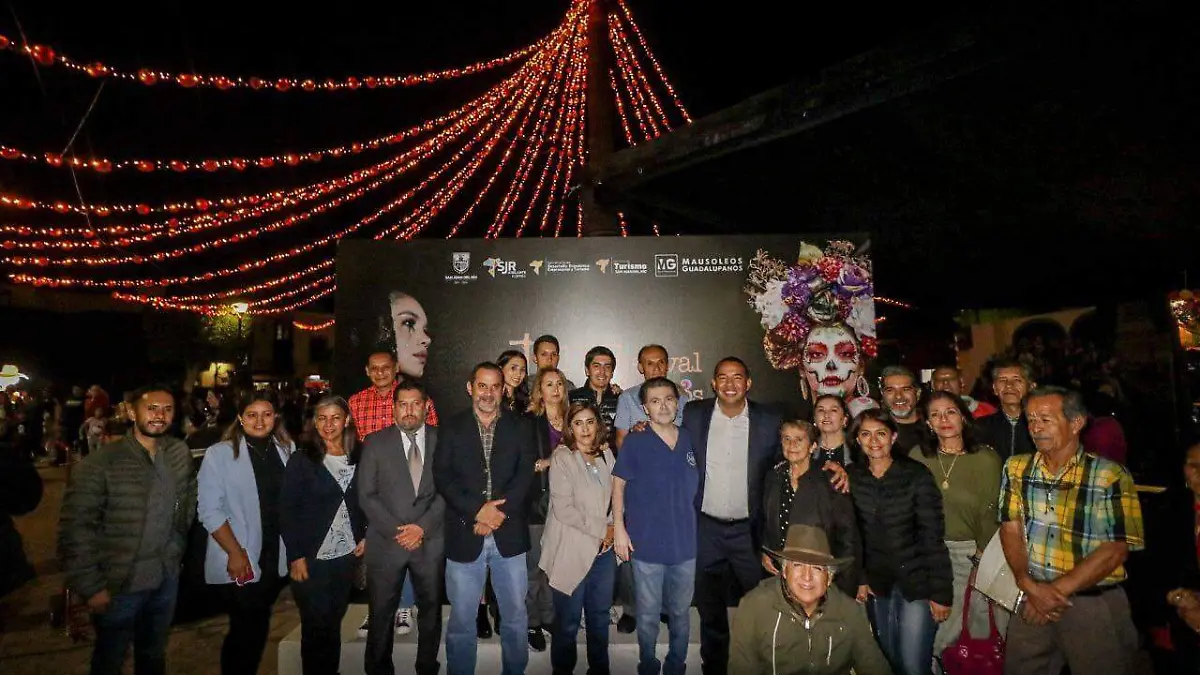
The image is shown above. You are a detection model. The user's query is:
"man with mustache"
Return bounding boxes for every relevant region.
[977,358,1037,460]
[879,366,925,454]
[434,363,536,675]
[59,384,197,675]
[998,386,1143,675]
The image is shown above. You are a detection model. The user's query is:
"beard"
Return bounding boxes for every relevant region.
[136,420,170,438]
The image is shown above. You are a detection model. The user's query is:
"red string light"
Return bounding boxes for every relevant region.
[608,68,638,146]
[609,18,660,140]
[613,0,692,123]
[0,89,498,174]
[617,211,629,237]
[0,31,540,93]
[293,318,335,331]
[610,15,673,133]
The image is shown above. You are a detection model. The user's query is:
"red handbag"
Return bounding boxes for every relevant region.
[941,569,1005,675]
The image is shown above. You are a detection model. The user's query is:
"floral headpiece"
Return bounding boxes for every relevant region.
[743,240,877,371]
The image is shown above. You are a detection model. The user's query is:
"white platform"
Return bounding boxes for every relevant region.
[278,603,704,675]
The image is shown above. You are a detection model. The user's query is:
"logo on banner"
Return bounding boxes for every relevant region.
[445,251,478,284]
[483,257,526,279]
[543,260,591,274]
[598,258,649,275]
[452,252,470,274]
[655,254,679,278]
[529,260,544,276]
[681,256,744,273]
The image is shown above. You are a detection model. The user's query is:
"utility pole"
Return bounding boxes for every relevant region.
[582,0,618,236]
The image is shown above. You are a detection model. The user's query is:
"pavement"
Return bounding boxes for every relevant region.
[0,462,301,675]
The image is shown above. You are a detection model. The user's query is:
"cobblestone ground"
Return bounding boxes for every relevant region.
[0,463,300,675]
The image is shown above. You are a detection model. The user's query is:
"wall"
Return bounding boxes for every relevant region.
[958,307,1094,391]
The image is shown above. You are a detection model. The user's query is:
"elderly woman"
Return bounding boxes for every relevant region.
[280,396,366,675]
[197,391,294,675]
[761,418,861,598]
[730,524,890,675]
[539,402,617,674]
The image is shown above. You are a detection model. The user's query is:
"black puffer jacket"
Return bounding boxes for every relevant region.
[0,443,42,598]
[848,456,953,606]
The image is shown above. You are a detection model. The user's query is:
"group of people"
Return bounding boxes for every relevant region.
[52,329,1196,675]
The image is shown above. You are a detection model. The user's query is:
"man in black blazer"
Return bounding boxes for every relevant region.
[433,362,535,675]
[358,380,445,675]
[682,356,781,675]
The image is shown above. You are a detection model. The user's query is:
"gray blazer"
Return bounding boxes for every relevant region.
[538,445,615,595]
[356,425,445,563]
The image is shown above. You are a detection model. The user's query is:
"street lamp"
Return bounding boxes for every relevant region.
[230,302,250,373]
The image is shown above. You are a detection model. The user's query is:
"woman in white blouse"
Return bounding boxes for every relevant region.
[279,396,366,675]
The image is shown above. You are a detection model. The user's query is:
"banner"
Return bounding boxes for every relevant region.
[335,235,872,420]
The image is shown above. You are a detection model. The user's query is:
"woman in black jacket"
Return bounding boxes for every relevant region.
[280,396,366,675]
[847,408,952,675]
[760,418,861,597]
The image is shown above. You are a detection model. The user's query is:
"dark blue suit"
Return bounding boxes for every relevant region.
[682,397,780,675]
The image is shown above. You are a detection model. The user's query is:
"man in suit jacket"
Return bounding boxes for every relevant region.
[682,357,781,675]
[433,363,536,675]
[358,380,445,675]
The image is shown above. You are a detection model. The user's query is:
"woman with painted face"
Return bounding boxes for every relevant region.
[811,394,853,466]
[760,418,861,598]
[539,403,617,674]
[280,397,366,675]
[847,408,952,675]
[908,390,1004,658]
[197,392,295,675]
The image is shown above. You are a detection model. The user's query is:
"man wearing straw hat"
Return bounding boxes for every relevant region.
[729,525,891,674]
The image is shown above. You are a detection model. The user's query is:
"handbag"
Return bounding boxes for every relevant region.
[942,568,1005,675]
[972,529,1025,614]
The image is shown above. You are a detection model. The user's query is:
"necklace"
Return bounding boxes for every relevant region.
[936,448,962,490]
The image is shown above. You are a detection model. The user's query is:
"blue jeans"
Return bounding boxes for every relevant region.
[400,575,415,609]
[445,536,529,675]
[90,574,179,675]
[868,586,936,675]
[551,550,616,675]
[632,558,695,675]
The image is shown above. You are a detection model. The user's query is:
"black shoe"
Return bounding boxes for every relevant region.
[527,627,547,652]
[661,613,669,625]
[616,614,636,634]
[476,605,493,639]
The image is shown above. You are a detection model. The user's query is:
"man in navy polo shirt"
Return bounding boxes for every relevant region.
[613,377,698,675]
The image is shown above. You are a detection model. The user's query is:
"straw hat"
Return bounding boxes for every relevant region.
[764,525,852,568]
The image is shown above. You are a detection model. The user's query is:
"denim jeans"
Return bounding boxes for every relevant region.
[445,536,529,675]
[551,550,616,675]
[632,558,695,675]
[90,573,179,675]
[868,585,936,675]
[400,575,415,608]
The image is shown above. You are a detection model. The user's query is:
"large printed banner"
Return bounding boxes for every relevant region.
[335,235,873,419]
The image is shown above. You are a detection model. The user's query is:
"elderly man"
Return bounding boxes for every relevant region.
[729,524,889,675]
[977,358,1036,460]
[998,386,1144,675]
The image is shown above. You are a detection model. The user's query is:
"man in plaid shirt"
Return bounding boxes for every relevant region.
[349,352,438,441]
[998,385,1144,675]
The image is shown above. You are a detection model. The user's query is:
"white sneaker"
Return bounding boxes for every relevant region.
[357,615,370,640]
[395,608,413,636]
[610,606,620,625]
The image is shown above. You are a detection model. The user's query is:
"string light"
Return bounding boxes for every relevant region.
[293,318,335,331]
[610,15,673,133]
[0,31,540,93]
[613,0,692,122]
[3,0,682,312]
[0,86,499,174]
[875,296,913,309]
[2,71,526,266]
[608,68,637,146]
